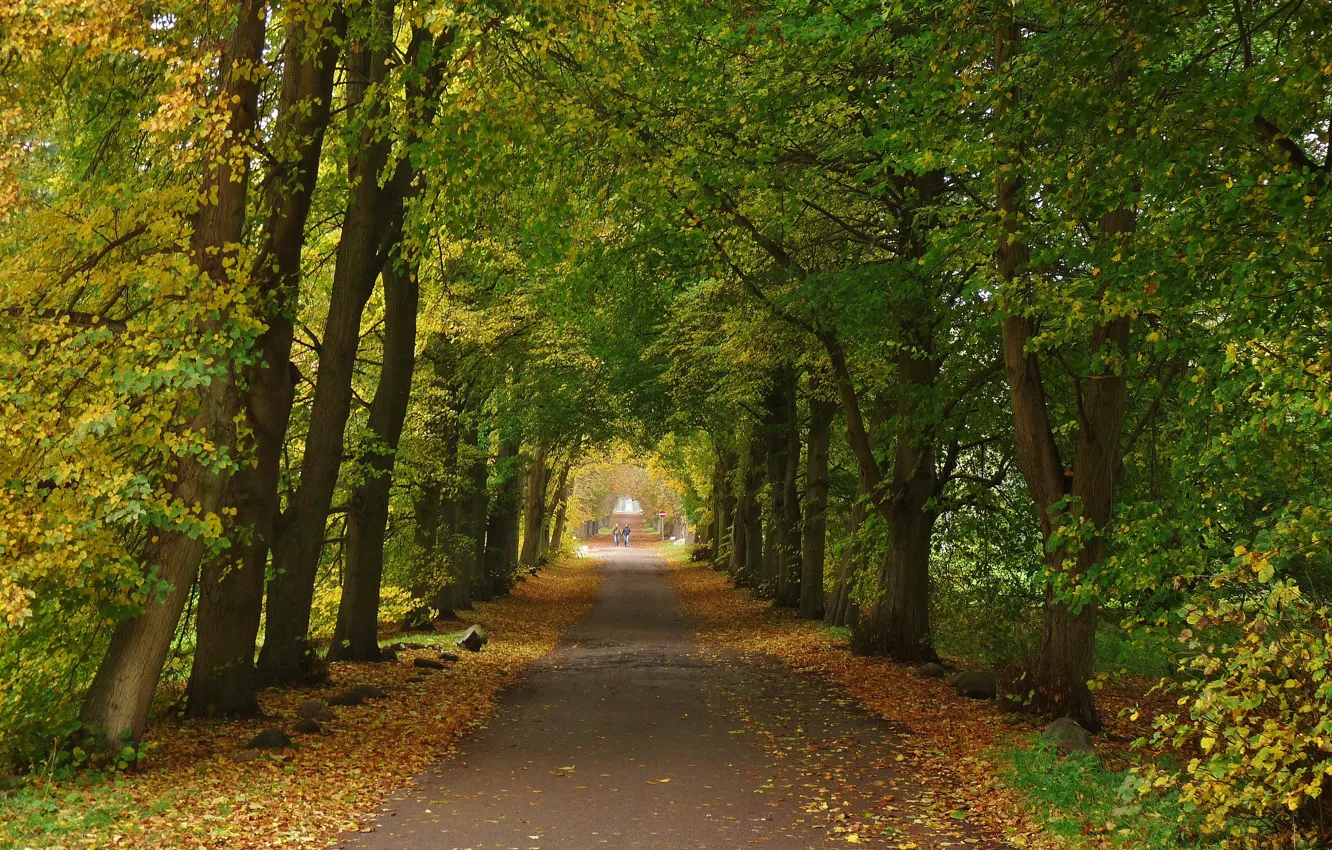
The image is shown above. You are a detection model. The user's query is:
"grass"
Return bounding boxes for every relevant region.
[378,628,466,649]
[1002,737,1214,850]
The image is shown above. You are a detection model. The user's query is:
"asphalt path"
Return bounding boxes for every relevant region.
[338,545,1002,850]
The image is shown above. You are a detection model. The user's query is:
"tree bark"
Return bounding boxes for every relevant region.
[799,396,833,619]
[186,8,344,718]
[327,246,420,662]
[483,438,521,596]
[82,0,266,746]
[465,419,491,602]
[778,371,803,607]
[519,443,548,568]
[714,446,736,569]
[257,9,455,685]
[993,19,1134,731]
[548,460,572,551]
[742,436,765,584]
[257,0,400,685]
[851,345,940,662]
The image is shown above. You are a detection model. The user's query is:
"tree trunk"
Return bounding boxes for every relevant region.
[257,0,403,685]
[327,247,420,662]
[483,438,521,596]
[993,19,1133,731]
[548,461,572,551]
[715,447,736,569]
[777,372,803,607]
[799,396,832,619]
[742,437,765,584]
[518,443,548,568]
[852,347,940,662]
[82,0,266,746]
[466,420,491,602]
[825,490,866,628]
[186,10,343,718]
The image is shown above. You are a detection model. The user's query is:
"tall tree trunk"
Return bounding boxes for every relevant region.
[728,446,748,578]
[409,479,441,607]
[466,420,491,602]
[852,347,940,662]
[714,447,736,570]
[187,10,343,718]
[450,416,480,609]
[257,0,399,685]
[799,396,833,619]
[777,372,803,607]
[518,443,548,568]
[82,0,266,746]
[742,436,765,585]
[993,20,1133,731]
[483,438,520,596]
[548,461,572,551]
[825,489,866,628]
[327,246,420,662]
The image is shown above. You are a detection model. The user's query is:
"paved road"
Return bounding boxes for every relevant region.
[339,547,999,849]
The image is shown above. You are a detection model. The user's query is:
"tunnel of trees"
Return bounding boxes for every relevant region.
[1,0,1330,843]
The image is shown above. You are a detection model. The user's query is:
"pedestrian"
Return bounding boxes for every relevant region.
[612,524,621,546]
[623,524,631,547]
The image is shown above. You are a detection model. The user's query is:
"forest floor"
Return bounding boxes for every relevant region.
[1,543,1191,850]
[0,558,601,850]
[664,555,1201,850]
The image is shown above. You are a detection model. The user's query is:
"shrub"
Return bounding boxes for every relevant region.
[1141,581,1332,847]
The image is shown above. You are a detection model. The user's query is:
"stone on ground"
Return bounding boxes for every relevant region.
[1044,717,1099,758]
[328,684,388,706]
[916,662,947,679]
[438,651,461,662]
[456,624,489,652]
[292,718,322,735]
[246,728,292,750]
[298,699,334,722]
[950,670,997,699]
[412,657,447,670]
[230,749,263,763]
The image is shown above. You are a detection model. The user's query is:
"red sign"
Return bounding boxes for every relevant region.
[658,510,667,518]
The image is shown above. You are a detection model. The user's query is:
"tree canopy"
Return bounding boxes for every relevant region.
[1,0,1330,844]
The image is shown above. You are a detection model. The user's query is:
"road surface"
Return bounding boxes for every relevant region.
[338,546,1000,849]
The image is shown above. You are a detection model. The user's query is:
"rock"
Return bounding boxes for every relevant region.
[456,624,488,652]
[949,670,997,700]
[328,691,365,707]
[405,675,427,684]
[292,718,322,735]
[0,775,26,792]
[1044,717,1099,758]
[413,658,447,670]
[915,662,947,679]
[327,683,389,706]
[247,728,293,750]
[230,749,263,763]
[379,648,398,663]
[298,699,334,722]
[438,651,460,662]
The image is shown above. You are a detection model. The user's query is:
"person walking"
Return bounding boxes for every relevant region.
[622,524,632,547]
[612,524,621,547]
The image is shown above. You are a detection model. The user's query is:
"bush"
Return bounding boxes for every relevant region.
[1141,581,1332,847]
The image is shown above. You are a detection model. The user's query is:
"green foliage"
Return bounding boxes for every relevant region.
[1141,583,1332,845]
[1006,737,1213,849]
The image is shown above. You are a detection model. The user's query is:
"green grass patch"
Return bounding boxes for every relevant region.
[379,629,466,649]
[1002,737,1213,849]
[0,774,174,846]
